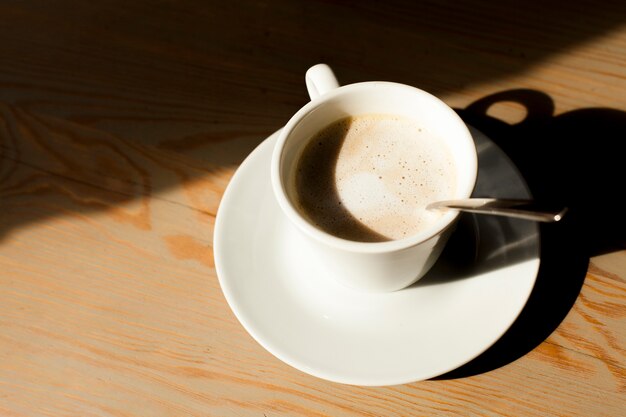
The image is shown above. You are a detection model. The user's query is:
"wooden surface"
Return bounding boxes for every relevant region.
[1,1,625,415]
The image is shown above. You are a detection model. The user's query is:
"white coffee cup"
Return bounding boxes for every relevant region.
[271,64,477,292]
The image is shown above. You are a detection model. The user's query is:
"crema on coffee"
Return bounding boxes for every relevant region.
[294,114,457,242]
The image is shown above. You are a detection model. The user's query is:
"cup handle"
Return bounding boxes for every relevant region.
[305,64,340,100]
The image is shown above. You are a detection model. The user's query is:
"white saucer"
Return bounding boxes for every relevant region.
[214,126,540,386]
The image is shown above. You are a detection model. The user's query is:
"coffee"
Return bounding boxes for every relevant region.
[294,114,457,242]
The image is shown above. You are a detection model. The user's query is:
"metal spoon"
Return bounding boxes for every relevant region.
[426,198,568,222]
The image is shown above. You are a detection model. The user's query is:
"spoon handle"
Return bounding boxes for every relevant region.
[426,198,568,222]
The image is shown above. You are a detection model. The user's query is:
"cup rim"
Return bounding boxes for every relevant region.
[271,81,477,254]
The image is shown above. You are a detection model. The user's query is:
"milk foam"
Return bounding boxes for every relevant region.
[295,114,457,242]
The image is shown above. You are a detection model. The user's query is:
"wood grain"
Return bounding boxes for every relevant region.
[1,1,625,416]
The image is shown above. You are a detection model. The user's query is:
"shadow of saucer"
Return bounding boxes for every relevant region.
[434,89,624,379]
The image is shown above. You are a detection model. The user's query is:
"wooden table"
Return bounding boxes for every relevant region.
[1,1,624,415]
